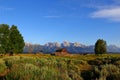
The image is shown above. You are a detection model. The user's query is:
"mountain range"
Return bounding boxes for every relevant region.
[24,41,120,54]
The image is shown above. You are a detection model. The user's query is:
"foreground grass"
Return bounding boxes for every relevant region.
[0,53,120,80]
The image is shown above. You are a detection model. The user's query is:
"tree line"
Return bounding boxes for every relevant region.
[0,24,25,54]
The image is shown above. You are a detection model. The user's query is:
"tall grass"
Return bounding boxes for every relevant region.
[2,56,84,80]
[0,59,7,74]
[0,54,120,80]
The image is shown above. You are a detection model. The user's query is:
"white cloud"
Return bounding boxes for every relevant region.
[91,7,120,21]
[0,7,14,11]
[87,0,120,22]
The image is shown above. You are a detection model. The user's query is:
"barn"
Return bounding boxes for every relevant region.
[53,48,70,56]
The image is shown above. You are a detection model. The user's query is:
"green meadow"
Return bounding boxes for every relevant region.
[0,53,120,80]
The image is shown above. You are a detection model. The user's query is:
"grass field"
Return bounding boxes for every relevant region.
[0,53,120,80]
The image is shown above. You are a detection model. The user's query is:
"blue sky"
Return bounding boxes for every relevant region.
[0,0,120,46]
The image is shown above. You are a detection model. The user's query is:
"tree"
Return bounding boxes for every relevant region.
[9,25,25,53]
[0,24,25,54]
[94,39,107,54]
[0,24,10,53]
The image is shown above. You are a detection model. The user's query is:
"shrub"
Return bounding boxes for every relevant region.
[114,60,120,67]
[81,70,94,80]
[6,63,40,80]
[88,59,102,66]
[39,66,61,80]
[99,64,120,80]
[67,60,83,80]
[0,59,7,73]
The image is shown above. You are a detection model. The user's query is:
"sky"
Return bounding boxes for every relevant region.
[0,0,120,46]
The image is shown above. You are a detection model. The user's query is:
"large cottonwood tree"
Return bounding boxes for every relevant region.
[94,39,107,54]
[0,24,25,54]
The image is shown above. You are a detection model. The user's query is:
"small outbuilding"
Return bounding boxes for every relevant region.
[53,48,70,56]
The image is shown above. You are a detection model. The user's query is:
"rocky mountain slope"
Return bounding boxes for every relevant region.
[24,41,120,53]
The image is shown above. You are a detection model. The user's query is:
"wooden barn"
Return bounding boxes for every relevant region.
[52,48,70,56]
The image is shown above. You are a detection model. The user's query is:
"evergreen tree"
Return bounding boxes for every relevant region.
[9,25,25,53]
[94,39,107,54]
[0,24,10,53]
